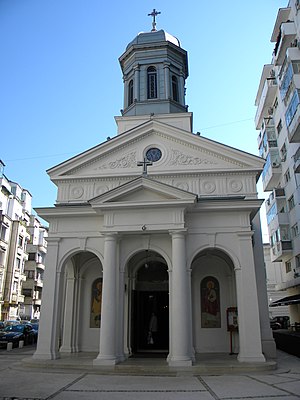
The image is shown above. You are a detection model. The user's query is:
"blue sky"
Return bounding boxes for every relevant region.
[0,0,287,235]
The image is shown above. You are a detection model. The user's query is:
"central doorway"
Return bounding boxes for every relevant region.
[131,257,169,355]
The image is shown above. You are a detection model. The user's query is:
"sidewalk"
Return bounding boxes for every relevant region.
[0,347,299,399]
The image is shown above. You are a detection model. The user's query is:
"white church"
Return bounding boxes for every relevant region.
[33,12,276,367]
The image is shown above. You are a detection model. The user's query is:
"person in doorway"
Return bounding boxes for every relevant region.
[148,312,158,344]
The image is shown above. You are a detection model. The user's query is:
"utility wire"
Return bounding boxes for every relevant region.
[4,117,254,163]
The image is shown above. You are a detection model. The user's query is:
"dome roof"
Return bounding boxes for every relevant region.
[126,29,181,50]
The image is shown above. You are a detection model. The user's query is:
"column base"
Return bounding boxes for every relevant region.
[93,356,119,366]
[32,351,61,360]
[168,357,193,367]
[237,353,266,363]
[261,339,277,359]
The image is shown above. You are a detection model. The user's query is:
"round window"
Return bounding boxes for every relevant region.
[146,148,162,162]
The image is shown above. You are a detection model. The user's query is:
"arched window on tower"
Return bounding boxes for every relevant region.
[128,79,134,106]
[172,75,179,102]
[147,66,157,99]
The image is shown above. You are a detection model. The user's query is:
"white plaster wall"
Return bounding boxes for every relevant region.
[192,255,237,353]
[78,260,103,352]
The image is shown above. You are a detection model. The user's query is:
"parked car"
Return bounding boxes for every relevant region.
[3,320,20,327]
[270,316,290,330]
[0,323,36,348]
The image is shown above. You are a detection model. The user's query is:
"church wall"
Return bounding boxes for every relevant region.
[78,264,103,352]
[191,257,236,353]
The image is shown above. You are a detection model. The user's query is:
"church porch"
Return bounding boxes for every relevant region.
[23,351,277,375]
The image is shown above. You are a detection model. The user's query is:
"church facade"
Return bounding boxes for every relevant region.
[33,21,276,366]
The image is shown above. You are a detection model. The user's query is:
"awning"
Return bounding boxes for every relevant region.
[270,294,300,307]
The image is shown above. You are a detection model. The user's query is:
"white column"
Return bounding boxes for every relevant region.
[164,63,170,99]
[117,268,126,361]
[168,231,193,366]
[94,233,118,365]
[60,273,76,353]
[134,65,140,101]
[33,238,61,360]
[179,71,185,105]
[235,232,265,363]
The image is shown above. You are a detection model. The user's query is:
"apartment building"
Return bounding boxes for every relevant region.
[255,0,300,324]
[21,215,48,320]
[0,160,47,321]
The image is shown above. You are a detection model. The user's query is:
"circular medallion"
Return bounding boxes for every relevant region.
[71,186,84,199]
[202,181,216,194]
[146,147,162,162]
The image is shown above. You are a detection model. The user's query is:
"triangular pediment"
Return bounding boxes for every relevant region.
[89,176,197,209]
[47,119,264,181]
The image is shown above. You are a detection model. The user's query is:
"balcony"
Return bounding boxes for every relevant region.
[273,22,297,66]
[255,67,277,129]
[269,212,290,234]
[18,294,25,303]
[271,240,293,262]
[261,152,282,191]
[35,279,43,288]
[36,263,45,271]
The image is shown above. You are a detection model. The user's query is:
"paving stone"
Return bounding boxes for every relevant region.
[201,375,289,398]
[54,392,214,400]
[67,375,205,391]
[0,369,82,399]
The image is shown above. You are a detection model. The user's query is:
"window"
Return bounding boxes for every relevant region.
[285,90,300,126]
[296,254,300,269]
[18,235,23,247]
[147,66,157,99]
[0,224,7,241]
[280,142,287,160]
[277,119,282,135]
[280,63,293,100]
[171,75,179,102]
[128,79,134,106]
[285,260,292,273]
[288,195,295,210]
[284,169,291,183]
[28,253,36,261]
[22,288,32,297]
[27,270,35,279]
[15,258,21,270]
[292,223,299,238]
[267,203,277,224]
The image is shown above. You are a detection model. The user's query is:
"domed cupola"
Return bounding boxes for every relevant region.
[119,10,189,118]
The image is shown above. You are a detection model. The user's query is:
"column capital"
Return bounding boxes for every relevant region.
[236,231,254,240]
[102,232,119,240]
[169,229,187,237]
[46,237,61,245]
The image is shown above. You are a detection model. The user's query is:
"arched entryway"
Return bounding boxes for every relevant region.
[59,251,103,353]
[126,250,169,356]
[191,248,238,354]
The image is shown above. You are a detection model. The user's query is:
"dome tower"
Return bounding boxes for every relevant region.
[118,10,189,120]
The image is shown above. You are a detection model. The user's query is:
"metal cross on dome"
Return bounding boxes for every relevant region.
[148,9,161,32]
[137,157,153,176]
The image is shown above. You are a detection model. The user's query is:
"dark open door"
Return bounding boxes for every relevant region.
[132,290,169,353]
